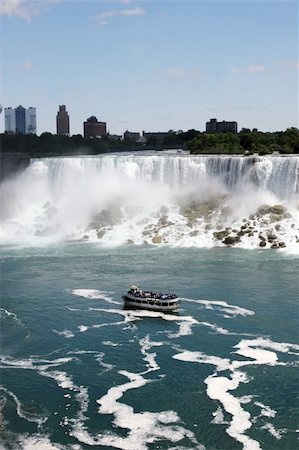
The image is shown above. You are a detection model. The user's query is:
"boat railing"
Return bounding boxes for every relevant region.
[128,289,178,301]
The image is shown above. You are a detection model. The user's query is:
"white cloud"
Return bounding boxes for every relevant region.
[163,68,203,79]
[245,65,265,73]
[93,6,146,25]
[23,61,32,70]
[119,6,145,16]
[0,0,62,22]
[232,64,266,75]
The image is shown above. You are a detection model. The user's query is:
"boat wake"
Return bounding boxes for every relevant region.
[1,289,298,450]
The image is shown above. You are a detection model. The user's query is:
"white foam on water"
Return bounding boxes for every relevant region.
[102,340,122,347]
[211,405,227,425]
[88,307,199,339]
[0,386,47,427]
[0,355,74,371]
[77,325,88,333]
[77,317,130,334]
[53,329,75,338]
[83,370,203,450]
[95,352,115,373]
[139,336,163,374]
[167,320,198,339]
[14,434,64,450]
[261,423,286,440]
[40,370,75,390]
[0,308,22,323]
[239,395,254,405]
[206,371,262,450]
[173,351,231,372]
[199,321,233,335]
[173,335,299,450]
[232,337,299,370]
[182,298,255,317]
[254,402,276,418]
[71,289,120,305]
[69,350,98,355]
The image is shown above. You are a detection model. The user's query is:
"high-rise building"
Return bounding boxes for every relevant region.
[83,116,107,138]
[4,107,16,133]
[206,118,238,133]
[4,106,36,134]
[56,105,70,136]
[15,105,26,134]
[26,107,36,134]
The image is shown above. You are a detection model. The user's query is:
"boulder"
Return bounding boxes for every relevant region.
[142,229,152,236]
[152,235,162,244]
[259,240,267,247]
[97,229,106,239]
[222,236,241,245]
[213,230,228,241]
[271,204,287,215]
[257,205,272,216]
[267,232,277,243]
[271,242,279,249]
[89,207,123,229]
[127,239,134,245]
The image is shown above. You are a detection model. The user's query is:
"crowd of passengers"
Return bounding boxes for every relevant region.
[128,288,177,300]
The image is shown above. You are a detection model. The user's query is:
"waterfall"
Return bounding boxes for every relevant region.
[0,153,298,249]
[31,154,299,196]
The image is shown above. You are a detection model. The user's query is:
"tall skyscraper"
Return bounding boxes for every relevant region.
[26,107,36,134]
[15,105,26,134]
[56,105,70,136]
[4,107,16,133]
[4,106,36,134]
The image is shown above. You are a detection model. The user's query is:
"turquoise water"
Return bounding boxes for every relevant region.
[0,243,298,449]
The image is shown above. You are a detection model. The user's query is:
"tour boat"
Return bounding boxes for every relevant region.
[122,285,180,313]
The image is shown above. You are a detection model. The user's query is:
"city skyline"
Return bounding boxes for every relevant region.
[0,0,298,135]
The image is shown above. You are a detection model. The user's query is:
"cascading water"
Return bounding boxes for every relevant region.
[0,152,298,250]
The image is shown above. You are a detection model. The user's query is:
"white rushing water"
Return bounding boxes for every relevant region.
[0,152,298,251]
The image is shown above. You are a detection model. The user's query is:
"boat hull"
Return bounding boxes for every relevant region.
[122,295,180,313]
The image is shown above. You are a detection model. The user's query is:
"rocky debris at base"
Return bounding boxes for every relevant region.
[82,201,298,249]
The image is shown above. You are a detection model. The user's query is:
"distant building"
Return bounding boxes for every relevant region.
[56,105,70,136]
[83,116,107,138]
[5,105,36,134]
[123,130,140,141]
[4,107,16,133]
[142,131,173,143]
[15,105,26,134]
[26,107,36,134]
[206,118,238,133]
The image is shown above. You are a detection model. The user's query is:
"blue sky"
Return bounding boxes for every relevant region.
[0,0,298,135]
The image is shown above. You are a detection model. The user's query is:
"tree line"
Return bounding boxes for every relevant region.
[1,127,299,157]
[186,128,299,155]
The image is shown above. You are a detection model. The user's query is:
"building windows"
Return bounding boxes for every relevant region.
[56,105,70,136]
[4,106,36,134]
[206,118,238,133]
[83,116,107,139]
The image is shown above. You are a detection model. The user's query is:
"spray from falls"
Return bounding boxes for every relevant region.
[0,153,298,250]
